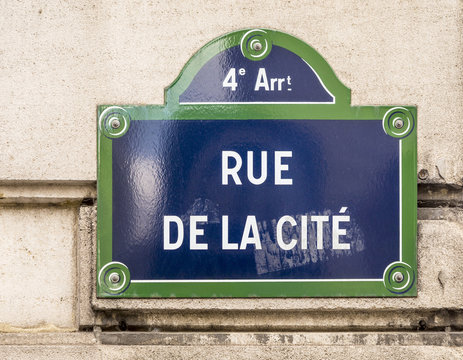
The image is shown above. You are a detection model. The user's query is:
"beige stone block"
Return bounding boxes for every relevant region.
[0,332,95,345]
[0,206,77,329]
[0,0,461,183]
[77,205,96,327]
[100,345,463,360]
[0,346,97,360]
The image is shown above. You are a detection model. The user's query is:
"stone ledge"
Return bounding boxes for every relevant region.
[1,333,463,359]
[2,344,463,360]
[0,182,96,205]
[1,183,461,207]
[93,309,463,332]
[1,331,462,347]
[96,331,463,347]
[0,332,96,345]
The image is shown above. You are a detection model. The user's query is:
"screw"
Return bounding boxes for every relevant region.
[393,272,404,283]
[418,169,429,180]
[111,119,121,129]
[118,320,128,331]
[393,118,404,129]
[418,319,427,331]
[253,42,262,51]
[109,272,120,284]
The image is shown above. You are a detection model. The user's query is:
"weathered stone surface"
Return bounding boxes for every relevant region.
[0,183,95,204]
[0,332,96,345]
[1,332,463,359]
[418,185,463,209]
[0,346,97,360]
[1,344,462,360]
[0,0,461,183]
[96,331,463,347]
[77,205,96,328]
[93,309,463,332]
[0,206,78,329]
[3,331,463,346]
[99,345,463,360]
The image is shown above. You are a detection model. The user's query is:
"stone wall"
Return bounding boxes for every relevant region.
[0,0,462,358]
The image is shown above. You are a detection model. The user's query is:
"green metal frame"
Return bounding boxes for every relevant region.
[97,29,417,298]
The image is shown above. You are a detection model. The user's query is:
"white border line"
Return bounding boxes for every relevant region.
[127,120,403,285]
[399,139,402,262]
[180,101,335,105]
[132,279,383,283]
[301,59,335,103]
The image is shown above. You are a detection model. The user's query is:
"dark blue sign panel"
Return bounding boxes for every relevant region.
[112,120,398,280]
[97,29,417,298]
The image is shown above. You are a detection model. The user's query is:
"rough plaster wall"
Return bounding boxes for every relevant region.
[0,0,462,183]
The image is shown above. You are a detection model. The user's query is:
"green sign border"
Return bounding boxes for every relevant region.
[97,29,417,298]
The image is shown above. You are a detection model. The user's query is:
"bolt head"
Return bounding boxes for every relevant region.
[111,119,121,129]
[393,272,404,283]
[109,272,120,284]
[393,118,404,129]
[253,42,263,51]
[418,169,429,181]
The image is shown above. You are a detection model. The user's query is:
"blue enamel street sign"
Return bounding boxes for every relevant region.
[97,29,417,298]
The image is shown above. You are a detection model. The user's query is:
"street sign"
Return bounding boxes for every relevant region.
[97,29,417,298]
